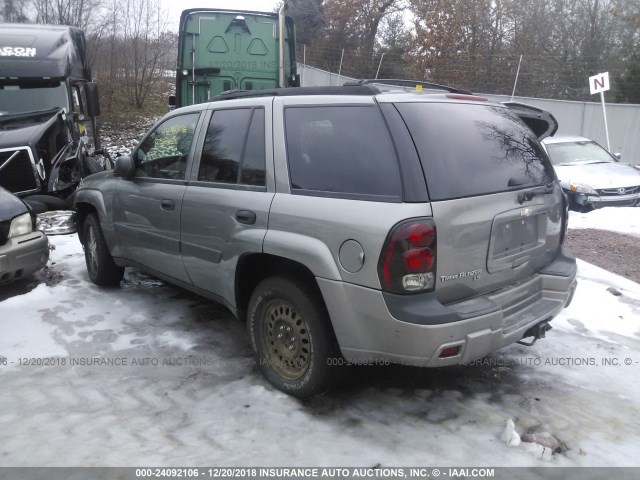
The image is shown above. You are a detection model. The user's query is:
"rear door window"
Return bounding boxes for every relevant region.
[284,106,402,201]
[395,103,555,201]
[198,108,266,186]
[199,109,252,184]
[240,109,266,186]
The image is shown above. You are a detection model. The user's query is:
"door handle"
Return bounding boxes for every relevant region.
[161,199,175,210]
[235,210,256,225]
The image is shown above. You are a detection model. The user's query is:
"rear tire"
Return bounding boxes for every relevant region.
[247,276,344,398]
[83,213,124,286]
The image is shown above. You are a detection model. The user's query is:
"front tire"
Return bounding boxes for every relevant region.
[247,276,344,398]
[83,213,124,286]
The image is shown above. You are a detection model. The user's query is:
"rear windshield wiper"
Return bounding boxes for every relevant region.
[517,182,555,204]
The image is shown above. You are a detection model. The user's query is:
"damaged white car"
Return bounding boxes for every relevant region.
[542,135,640,211]
[0,186,49,285]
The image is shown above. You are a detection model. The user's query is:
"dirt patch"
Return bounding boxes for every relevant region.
[564,228,640,284]
[100,117,160,159]
[97,77,172,158]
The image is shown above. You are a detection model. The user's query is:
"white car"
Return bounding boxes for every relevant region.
[542,135,640,211]
[0,187,49,285]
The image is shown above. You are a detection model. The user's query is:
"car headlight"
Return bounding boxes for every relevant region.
[8,213,34,238]
[569,183,597,195]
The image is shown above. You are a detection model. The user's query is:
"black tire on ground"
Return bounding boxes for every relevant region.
[579,204,594,213]
[83,156,103,175]
[100,151,115,170]
[247,276,345,398]
[23,199,48,214]
[83,213,124,286]
[23,194,68,211]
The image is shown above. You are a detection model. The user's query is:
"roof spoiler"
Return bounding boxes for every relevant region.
[503,102,558,140]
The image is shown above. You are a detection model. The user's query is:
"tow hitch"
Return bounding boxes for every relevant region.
[517,321,552,347]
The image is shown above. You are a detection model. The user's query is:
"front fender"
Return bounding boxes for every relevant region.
[74,188,120,256]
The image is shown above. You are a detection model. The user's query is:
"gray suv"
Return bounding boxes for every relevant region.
[75,83,577,398]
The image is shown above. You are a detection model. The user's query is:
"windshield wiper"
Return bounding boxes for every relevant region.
[517,182,555,204]
[557,160,611,166]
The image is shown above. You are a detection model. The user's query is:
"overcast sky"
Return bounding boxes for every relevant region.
[161,0,281,31]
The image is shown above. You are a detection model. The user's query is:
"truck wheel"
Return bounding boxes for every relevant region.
[83,156,103,175]
[83,213,124,286]
[247,276,344,398]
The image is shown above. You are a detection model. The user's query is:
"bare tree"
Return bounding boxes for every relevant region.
[120,0,174,108]
[280,0,326,46]
[320,0,406,76]
[1,0,29,22]
[31,0,106,30]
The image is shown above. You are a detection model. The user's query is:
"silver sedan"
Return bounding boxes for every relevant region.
[542,135,640,211]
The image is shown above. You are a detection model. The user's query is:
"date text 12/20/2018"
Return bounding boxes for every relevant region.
[134,467,496,478]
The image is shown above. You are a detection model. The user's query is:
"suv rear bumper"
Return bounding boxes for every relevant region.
[318,248,577,367]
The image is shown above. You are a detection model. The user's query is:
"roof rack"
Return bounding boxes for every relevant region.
[343,79,473,95]
[212,84,381,101]
[207,79,471,103]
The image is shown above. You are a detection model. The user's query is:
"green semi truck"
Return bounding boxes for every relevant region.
[173,6,299,108]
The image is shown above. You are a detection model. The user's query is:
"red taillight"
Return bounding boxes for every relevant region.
[439,346,460,358]
[379,219,437,293]
[406,223,435,247]
[403,248,434,272]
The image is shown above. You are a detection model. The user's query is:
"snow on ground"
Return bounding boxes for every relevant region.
[0,213,639,467]
[569,207,640,237]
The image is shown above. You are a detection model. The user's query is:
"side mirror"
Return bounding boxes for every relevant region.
[83,82,101,117]
[114,154,135,178]
[168,95,176,111]
[614,152,622,160]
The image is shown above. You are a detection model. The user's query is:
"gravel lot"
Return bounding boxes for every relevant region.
[564,229,640,284]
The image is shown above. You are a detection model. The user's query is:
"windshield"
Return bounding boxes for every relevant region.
[0,80,69,116]
[545,140,616,166]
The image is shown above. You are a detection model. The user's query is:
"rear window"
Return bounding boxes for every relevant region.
[284,106,402,200]
[395,103,555,201]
